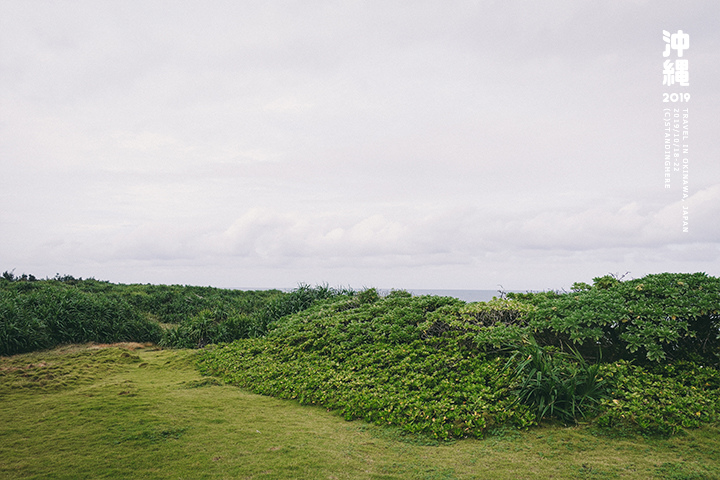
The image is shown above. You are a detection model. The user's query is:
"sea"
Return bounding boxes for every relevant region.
[391,289,515,303]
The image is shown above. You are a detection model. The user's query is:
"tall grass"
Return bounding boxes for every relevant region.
[1,275,353,354]
[0,285,162,356]
[506,339,606,423]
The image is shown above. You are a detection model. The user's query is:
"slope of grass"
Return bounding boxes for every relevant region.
[1,344,719,479]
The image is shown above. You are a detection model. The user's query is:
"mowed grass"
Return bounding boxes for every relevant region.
[1,345,719,480]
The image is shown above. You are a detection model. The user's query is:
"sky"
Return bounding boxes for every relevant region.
[1,1,719,291]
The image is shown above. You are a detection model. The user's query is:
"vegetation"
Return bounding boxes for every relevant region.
[0,280,163,355]
[2,270,720,445]
[522,272,720,364]
[2,344,719,479]
[159,284,354,348]
[506,340,605,424]
[0,272,349,355]
[199,274,720,439]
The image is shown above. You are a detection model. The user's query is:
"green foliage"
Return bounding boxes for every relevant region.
[2,270,38,283]
[0,273,288,354]
[158,283,357,348]
[5,269,720,440]
[570,282,592,292]
[161,308,255,349]
[417,298,536,355]
[200,285,720,438]
[114,283,282,325]
[507,339,606,423]
[249,283,355,336]
[505,290,563,304]
[199,294,543,440]
[592,274,623,290]
[458,298,535,326]
[527,272,720,364]
[596,360,720,436]
[0,285,162,356]
[1,272,358,353]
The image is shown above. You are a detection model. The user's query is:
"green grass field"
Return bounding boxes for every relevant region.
[1,344,719,480]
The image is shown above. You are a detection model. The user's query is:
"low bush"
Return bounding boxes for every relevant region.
[198,293,537,440]
[114,283,283,324]
[248,283,355,336]
[1,273,349,353]
[199,284,720,438]
[420,298,535,354]
[596,360,720,436]
[159,284,354,348]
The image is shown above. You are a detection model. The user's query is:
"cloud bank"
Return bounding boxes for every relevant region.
[1,1,718,290]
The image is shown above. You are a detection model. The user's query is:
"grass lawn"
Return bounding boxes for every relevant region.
[1,344,718,479]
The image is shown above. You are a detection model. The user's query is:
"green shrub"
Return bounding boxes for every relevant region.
[420,298,536,353]
[0,290,51,355]
[527,273,720,364]
[199,293,540,439]
[199,285,720,438]
[158,284,355,348]
[161,308,255,348]
[596,360,720,436]
[107,283,282,325]
[249,284,355,336]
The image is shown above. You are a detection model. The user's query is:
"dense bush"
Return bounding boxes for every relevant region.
[0,284,162,356]
[596,360,720,436]
[199,292,538,440]
[420,298,536,353]
[1,272,285,324]
[1,273,356,352]
[113,283,282,325]
[526,272,720,364]
[0,273,287,354]
[160,308,255,349]
[158,284,355,348]
[249,284,355,336]
[199,282,720,438]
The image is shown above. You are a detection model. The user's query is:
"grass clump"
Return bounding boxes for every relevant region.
[0,345,144,394]
[506,339,606,424]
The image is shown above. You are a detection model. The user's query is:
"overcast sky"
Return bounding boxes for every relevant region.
[1,1,718,291]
